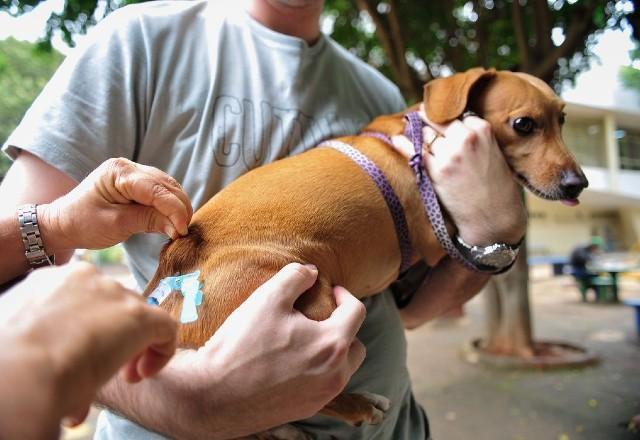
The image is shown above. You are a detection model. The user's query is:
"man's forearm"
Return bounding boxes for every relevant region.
[0,332,62,439]
[399,257,490,329]
[0,210,75,287]
[0,213,37,286]
[97,358,196,439]
[96,352,246,440]
[0,151,79,286]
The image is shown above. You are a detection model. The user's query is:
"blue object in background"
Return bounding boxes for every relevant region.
[624,298,640,337]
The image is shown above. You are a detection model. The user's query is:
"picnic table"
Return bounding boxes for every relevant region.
[587,254,640,303]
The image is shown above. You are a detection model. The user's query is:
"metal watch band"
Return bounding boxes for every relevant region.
[17,204,54,268]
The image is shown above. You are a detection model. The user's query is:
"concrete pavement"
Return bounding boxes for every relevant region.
[406,269,640,440]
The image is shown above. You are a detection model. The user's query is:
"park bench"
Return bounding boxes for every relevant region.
[574,274,617,302]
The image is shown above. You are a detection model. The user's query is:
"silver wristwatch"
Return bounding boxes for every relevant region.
[453,234,521,274]
[17,204,54,268]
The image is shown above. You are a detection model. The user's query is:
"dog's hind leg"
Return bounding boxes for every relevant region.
[320,392,391,426]
[293,278,392,427]
[292,271,336,321]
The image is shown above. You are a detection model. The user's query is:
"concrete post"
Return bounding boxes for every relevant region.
[603,112,620,191]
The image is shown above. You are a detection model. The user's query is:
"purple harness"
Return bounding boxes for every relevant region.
[320,139,413,274]
[322,111,480,275]
[403,112,478,271]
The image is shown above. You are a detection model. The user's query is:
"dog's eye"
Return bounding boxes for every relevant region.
[513,117,536,135]
[559,113,566,125]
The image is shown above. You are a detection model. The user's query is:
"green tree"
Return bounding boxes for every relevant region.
[0,38,63,179]
[0,0,140,48]
[620,47,640,90]
[326,0,638,101]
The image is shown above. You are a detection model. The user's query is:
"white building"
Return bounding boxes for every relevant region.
[527,83,640,256]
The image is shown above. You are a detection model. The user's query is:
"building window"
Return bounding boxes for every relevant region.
[618,128,640,171]
[563,119,606,167]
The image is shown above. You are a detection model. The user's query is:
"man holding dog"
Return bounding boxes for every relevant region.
[1,0,526,438]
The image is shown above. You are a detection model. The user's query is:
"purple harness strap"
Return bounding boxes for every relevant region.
[320,140,413,274]
[404,112,478,271]
[361,131,393,145]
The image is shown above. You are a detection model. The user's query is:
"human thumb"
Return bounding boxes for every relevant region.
[251,263,319,309]
[126,204,178,239]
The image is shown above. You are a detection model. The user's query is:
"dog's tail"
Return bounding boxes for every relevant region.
[143,224,205,297]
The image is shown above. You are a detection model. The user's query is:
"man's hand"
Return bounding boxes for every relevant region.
[40,157,193,252]
[421,107,527,245]
[100,263,367,440]
[396,109,528,330]
[176,263,367,438]
[0,262,177,438]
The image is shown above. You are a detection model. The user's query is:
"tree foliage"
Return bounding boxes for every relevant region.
[0,38,63,179]
[621,64,640,89]
[325,0,639,101]
[1,0,637,99]
[620,46,640,90]
[0,0,145,48]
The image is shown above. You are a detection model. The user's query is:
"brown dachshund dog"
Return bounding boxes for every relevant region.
[143,67,588,427]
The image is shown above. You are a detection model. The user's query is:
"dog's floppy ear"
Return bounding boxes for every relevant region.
[423,67,496,124]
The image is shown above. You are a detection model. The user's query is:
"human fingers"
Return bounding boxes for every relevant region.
[250,263,319,309]
[123,304,178,383]
[98,158,191,236]
[132,340,178,382]
[116,165,191,236]
[323,286,366,339]
[419,104,448,134]
[124,204,184,240]
[119,346,172,384]
[459,113,492,139]
[120,352,145,383]
[421,110,489,158]
[69,269,178,383]
[345,338,366,375]
[420,105,487,138]
[135,163,194,221]
[62,405,90,429]
[424,118,491,181]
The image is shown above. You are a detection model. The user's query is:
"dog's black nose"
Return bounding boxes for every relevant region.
[560,170,589,199]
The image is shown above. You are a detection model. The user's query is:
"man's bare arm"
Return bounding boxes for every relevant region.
[399,258,489,329]
[398,111,527,329]
[0,152,77,284]
[0,153,192,286]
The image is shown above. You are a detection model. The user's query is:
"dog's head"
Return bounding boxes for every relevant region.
[423,67,588,205]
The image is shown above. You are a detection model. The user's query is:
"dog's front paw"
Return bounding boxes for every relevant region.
[246,424,312,440]
[320,391,391,426]
[356,392,391,425]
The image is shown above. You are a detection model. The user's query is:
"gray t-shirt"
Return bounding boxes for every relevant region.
[4,1,427,438]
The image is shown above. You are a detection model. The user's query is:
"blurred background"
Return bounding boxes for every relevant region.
[2,0,640,439]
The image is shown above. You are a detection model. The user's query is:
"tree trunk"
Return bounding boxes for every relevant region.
[483,237,535,357]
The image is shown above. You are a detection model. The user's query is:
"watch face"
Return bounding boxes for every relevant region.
[476,248,516,267]
[455,235,520,272]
